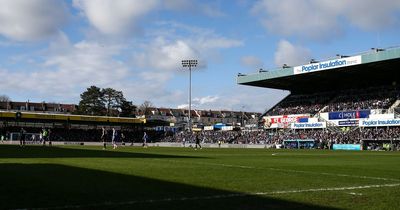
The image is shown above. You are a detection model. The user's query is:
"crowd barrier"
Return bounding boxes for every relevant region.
[1,141,272,149]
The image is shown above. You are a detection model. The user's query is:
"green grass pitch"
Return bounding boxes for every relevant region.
[0,145,399,209]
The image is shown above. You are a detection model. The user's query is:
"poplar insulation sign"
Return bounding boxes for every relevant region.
[294,56,362,75]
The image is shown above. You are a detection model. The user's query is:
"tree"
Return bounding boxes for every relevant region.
[0,94,10,102]
[139,100,154,116]
[77,86,137,117]
[101,88,120,116]
[102,88,136,116]
[119,100,137,117]
[77,86,105,115]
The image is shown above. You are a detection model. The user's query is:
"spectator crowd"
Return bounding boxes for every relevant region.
[159,126,400,149]
[267,85,399,116]
[1,125,399,150]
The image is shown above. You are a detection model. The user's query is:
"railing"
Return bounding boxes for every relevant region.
[388,99,400,114]
[0,108,72,115]
[317,116,341,132]
[394,107,400,117]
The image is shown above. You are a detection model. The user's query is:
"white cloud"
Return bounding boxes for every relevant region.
[240,56,264,69]
[133,23,242,83]
[73,0,227,36]
[73,0,159,35]
[0,19,243,106]
[252,0,340,40]
[134,37,242,73]
[140,71,173,83]
[178,86,288,112]
[162,0,226,17]
[199,4,226,18]
[139,22,243,76]
[274,40,311,67]
[193,96,219,105]
[134,37,199,71]
[197,37,243,49]
[174,86,288,113]
[0,0,68,41]
[253,0,400,40]
[338,0,400,30]
[0,34,130,101]
[177,104,188,109]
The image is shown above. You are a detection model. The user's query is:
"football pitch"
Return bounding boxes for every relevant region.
[0,145,399,209]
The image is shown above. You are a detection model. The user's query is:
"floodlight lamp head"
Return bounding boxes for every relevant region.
[181,59,198,68]
[336,54,349,58]
[371,48,384,52]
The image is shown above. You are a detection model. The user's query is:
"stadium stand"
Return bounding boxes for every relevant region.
[267,92,334,116]
[2,47,400,151]
[234,46,400,150]
[325,85,398,112]
[265,84,399,116]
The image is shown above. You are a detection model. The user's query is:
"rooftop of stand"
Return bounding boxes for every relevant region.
[237,47,400,93]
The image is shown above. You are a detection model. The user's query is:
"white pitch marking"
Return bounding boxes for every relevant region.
[347,192,363,196]
[253,183,400,195]
[31,183,400,210]
[161,160,400,182]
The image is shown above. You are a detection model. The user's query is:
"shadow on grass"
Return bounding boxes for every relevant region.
[0,145,201,159]
[0,163,339,210]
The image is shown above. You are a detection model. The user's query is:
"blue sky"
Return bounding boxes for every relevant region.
[0,0,399,112]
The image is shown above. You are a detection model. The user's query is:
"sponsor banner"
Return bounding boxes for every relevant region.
[328,110,370,120]
[291,122,326,129]
[298,118,308,123]
[294,55,362,75]
[245,124,257,128]
[308,118,319,123]
[221,126,233,131]
[203,126,214,131]
[214,123,225,129]
[359,119,400,127]
[368,113,395,120]
[338,120,359,126]
[264,114,311,128]
[269,123,279,129]
[333,144,361,151]
[64,142,84,145]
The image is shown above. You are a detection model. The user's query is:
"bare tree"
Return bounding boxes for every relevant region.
[0,94,10,102]
[139,100,154,116]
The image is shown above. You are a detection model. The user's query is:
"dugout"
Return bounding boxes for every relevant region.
[362,139,400,151]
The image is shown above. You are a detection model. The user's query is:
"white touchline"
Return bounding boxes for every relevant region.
[252,183,400,195]
[30,183,400,210]
[154,159,400,182]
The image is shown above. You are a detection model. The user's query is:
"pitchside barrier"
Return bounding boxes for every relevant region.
[2,141,397,150]
[332,144,362,151]
[1,141,273,149]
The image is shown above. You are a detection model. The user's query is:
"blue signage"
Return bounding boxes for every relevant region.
[291,122,326,129]
[301,60,346,73]
[360,119,400,127]
[298,118,309,123]
[329,110,370,120]
[338,120,359,126]
[332,144,361,151]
